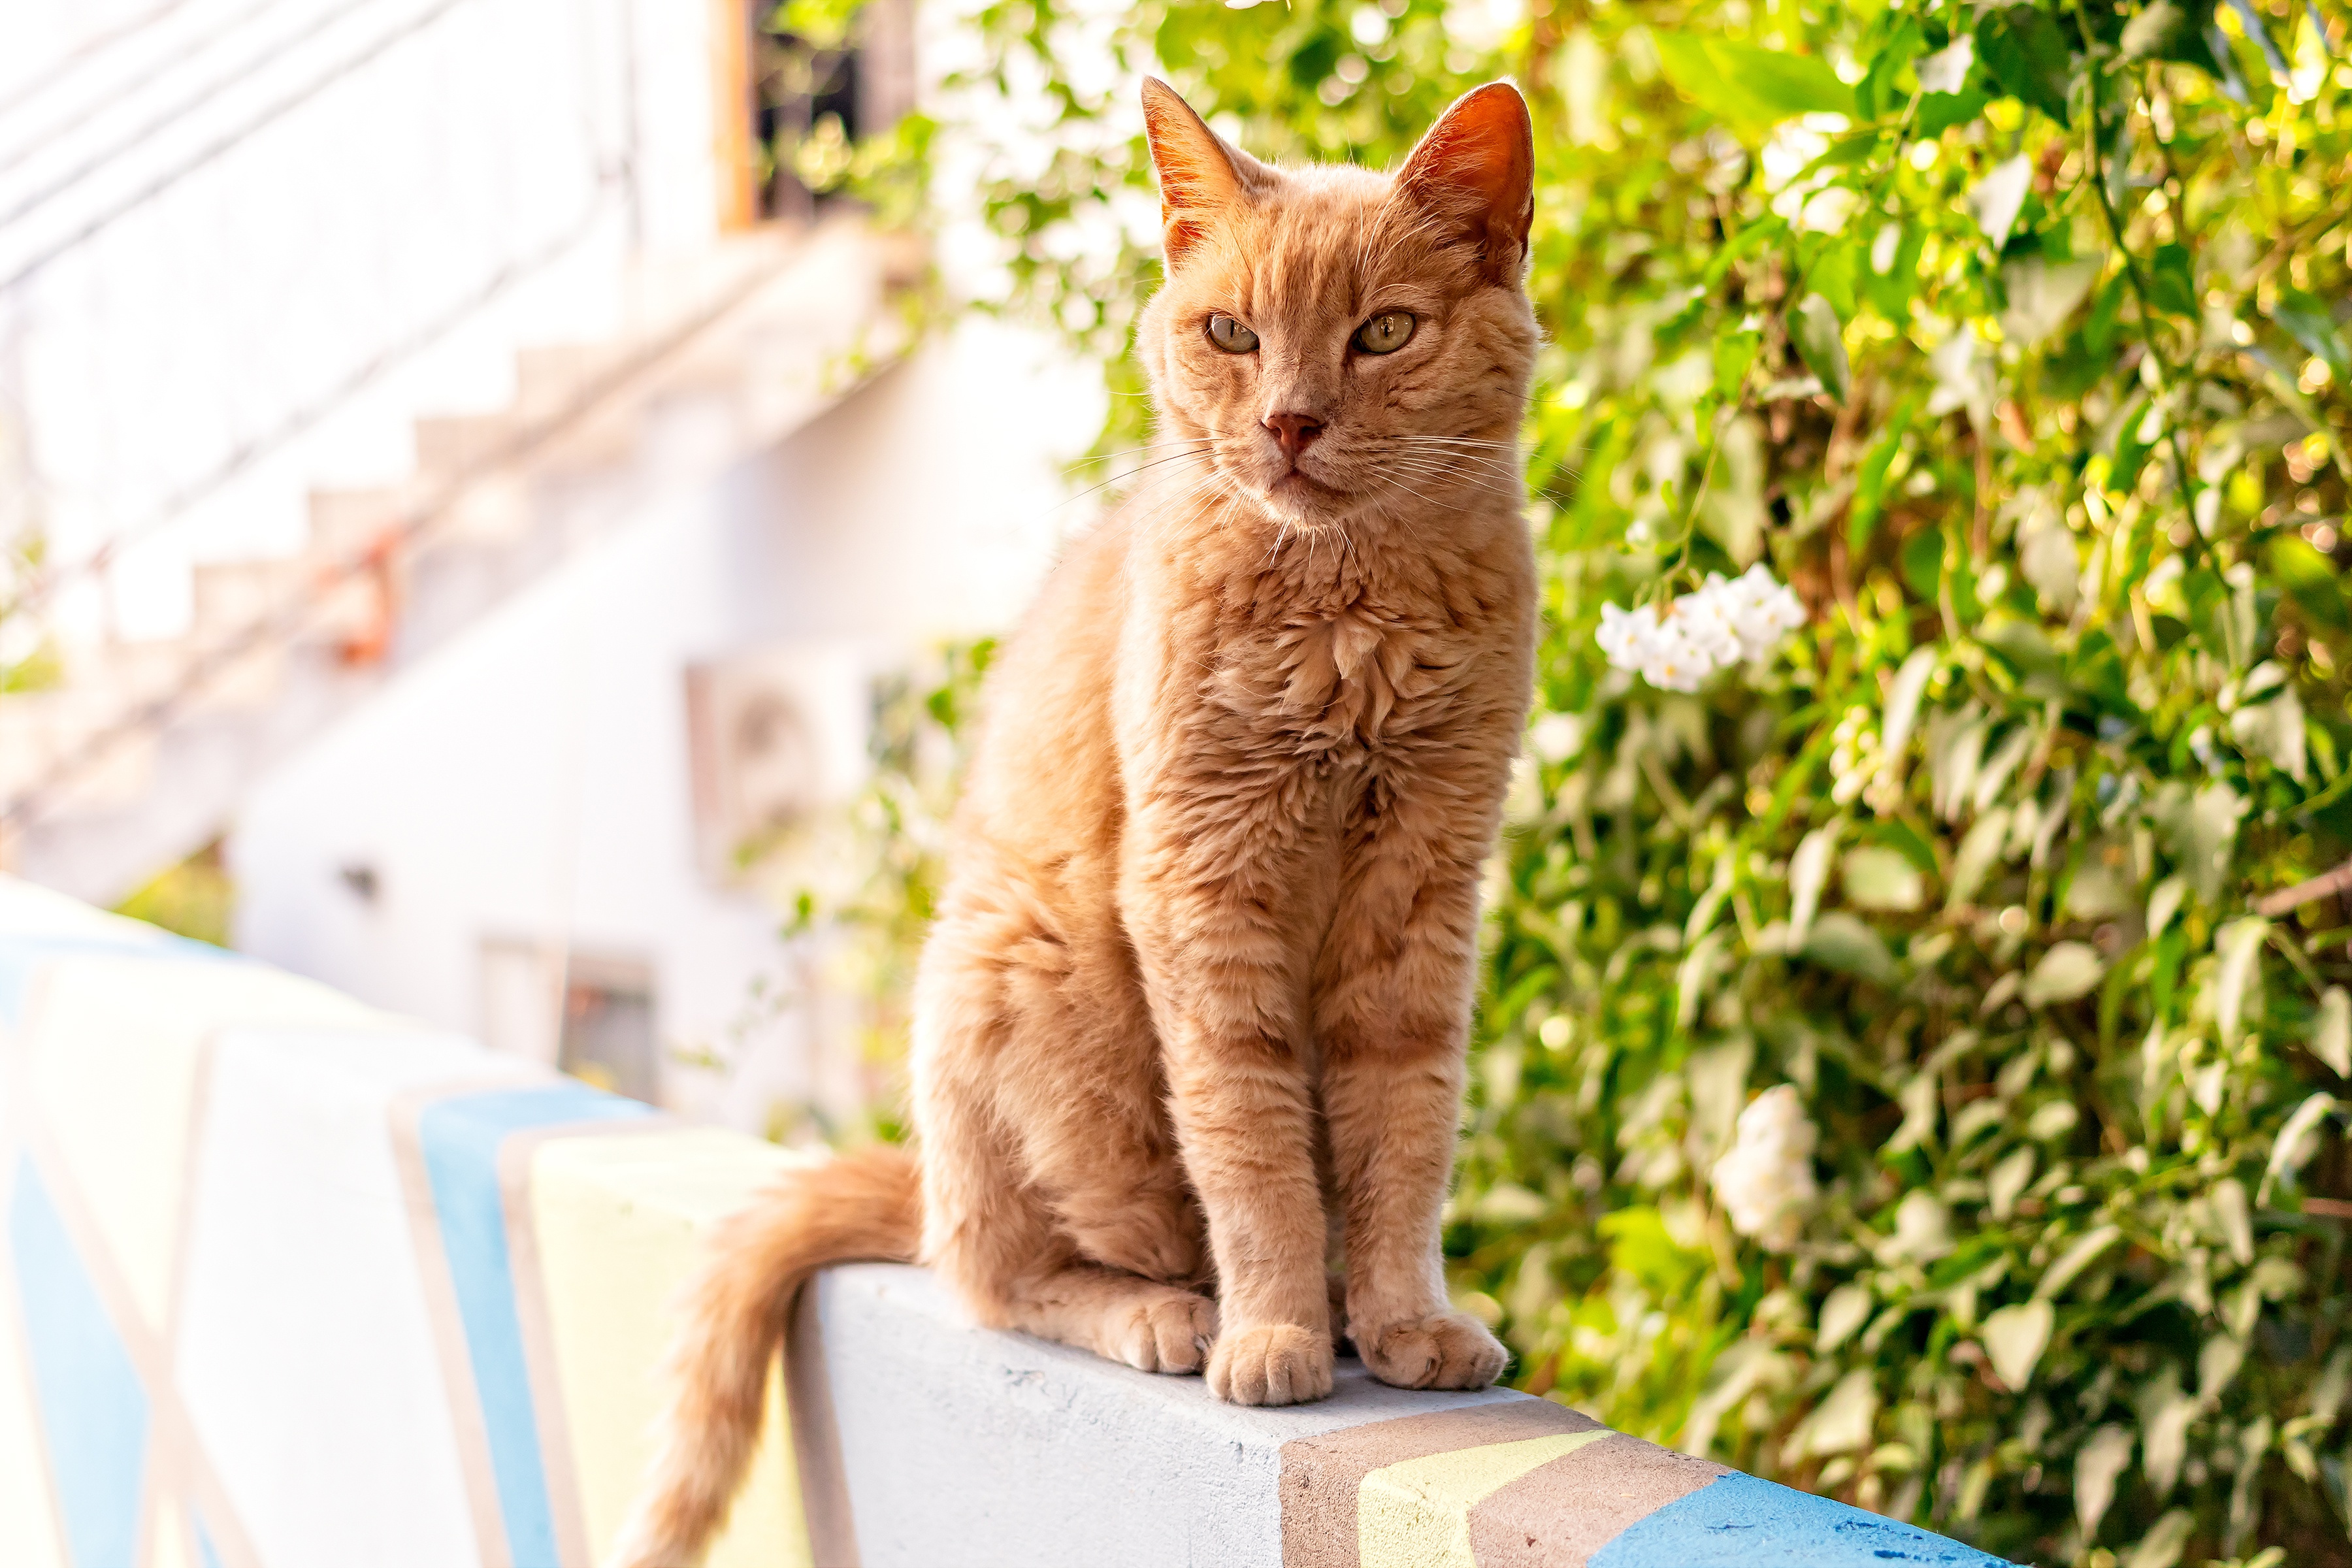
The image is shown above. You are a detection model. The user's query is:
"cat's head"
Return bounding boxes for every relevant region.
[1134,80,1539,532]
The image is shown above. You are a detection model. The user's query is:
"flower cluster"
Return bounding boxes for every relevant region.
[1710,1085,1820,1253]
[1594,564,1808,691]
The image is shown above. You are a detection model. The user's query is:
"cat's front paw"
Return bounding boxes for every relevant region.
[1359,1311,1508,1390]
[1108,1289,1220,1375]
[1206,1322,1334,1406]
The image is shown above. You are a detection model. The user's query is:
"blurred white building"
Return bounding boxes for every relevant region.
[0,0,1100,1131]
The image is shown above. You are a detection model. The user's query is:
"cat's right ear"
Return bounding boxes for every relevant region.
[1141,78,1262,269]
[1396,82,1536,284]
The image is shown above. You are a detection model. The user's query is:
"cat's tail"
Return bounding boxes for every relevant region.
[608,1142,920,1568]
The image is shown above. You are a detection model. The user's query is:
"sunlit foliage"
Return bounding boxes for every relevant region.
[834,0,2352,1558]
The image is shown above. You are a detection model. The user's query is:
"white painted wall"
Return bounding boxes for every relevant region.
[227,316,1102,1131]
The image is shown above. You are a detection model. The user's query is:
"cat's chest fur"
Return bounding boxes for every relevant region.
[1211,557,1482,758]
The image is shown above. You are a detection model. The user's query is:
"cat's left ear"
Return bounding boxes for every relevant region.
[1141,78,1270,269]
[1395,82,1535,282]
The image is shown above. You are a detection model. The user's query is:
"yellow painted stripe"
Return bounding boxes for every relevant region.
[150,1495,188,1568]
[1359,1429,1610,1568]
[528,1129,813,1568]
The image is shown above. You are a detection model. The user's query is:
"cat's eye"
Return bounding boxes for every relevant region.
[1353,311,1416,354]
[1205,314,1259,353]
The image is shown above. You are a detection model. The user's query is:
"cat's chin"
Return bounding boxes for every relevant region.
[1254,468,1356,526]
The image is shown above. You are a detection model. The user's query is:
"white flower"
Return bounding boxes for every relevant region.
[1595,601,1655,667]
[1669,578,1744,665]
[1595,565,1808,691]
[1712,1085,1820,1252]
[1915,36,1975,95]
[1759,121,1832,194]
[1642,633,1712,692]
[1716,563,1809,660]
[1797,186,1861,236]
[1529,712,1586,763]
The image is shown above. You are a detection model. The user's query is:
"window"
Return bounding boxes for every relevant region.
[481,939,660,1103]
[559,954,659,1103]
[720,0,914,228]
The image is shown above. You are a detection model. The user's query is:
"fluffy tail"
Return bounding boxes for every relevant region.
[608,1143,919,1568]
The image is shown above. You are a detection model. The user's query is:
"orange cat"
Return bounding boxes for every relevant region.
[612,77,1539,1565]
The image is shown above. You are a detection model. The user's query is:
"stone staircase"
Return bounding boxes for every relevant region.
[0,216,919,905]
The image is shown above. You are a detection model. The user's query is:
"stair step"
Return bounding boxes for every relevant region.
[5,221,903,901]
[191,559,311,642]
[411,412,522,478]
[306,485,417,562]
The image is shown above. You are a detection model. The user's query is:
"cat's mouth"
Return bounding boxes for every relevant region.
[1262,455,1350,506]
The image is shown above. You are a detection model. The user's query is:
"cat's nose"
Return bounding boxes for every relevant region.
[1263,411,1324,459]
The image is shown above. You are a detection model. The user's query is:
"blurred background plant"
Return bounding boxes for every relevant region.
[766,638,992,1143]
[797,0,2352,1559]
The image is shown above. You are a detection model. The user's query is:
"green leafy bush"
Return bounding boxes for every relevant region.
[874,0,2352,1560]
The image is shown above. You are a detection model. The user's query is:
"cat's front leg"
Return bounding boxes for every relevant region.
[1315,760,1511,1392]
[1124,794,1336,1407]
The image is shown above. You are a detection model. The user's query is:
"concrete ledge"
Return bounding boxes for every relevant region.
[0,876,2011,1567]
[801,1264,2004,1567]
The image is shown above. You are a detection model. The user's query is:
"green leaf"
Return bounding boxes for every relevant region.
[1790,823,1843,940]
[2076,1424,2136,1536]
[1902,527,1944,600]
[2148,243,2198,318]
[2068,630,2132,715]
[1791,294,1851,404]
[2085,271,2129,357]
[1882,646,1939,759]
[1855,18,1924,121]
[1982,1298,2054,1388]
[1843,845,1925,911]
[1654,35,1855,135]
[1802,912,1899,984]
[1849,396,1919,552]
[1714,40,1858,119]
[2272,536,2352,632]
[1807,240,1861,323]
[2259,1091,2338,1203]
[2215,917,2267,1045]
[2271,288,2351,380]
[1977,8,2074,122]
[1818,1282,1874,1351]
[1865,225,1925,319]
[767,0,867,47]
[1599,1207,1709,1297]
[2036,1224,2123,1299]
[2023,941,2105,1006]
[1916,88,1991,137]
[2121,0,2190,59]
[1284,29,1341,90]
[1714,328,1761,400]
[2316,988,2352,1077]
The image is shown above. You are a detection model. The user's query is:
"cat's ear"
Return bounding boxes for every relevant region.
[1141,78,1266,269]
[1395,82,1535,282]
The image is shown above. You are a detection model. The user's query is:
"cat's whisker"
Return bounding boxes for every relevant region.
[1058,448,1215,510]
[1367,465,1448,512]
[1371,460,1535,513]
[1066,438,1217,468]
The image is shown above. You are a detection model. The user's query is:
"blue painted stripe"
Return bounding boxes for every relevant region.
[7,1155,149,1568]
[0,934,240,1029]
[417,1081,653,1568]
[1588,1472,2011,1567]
[191,1512,225,1568]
